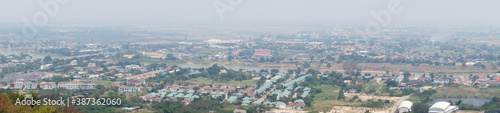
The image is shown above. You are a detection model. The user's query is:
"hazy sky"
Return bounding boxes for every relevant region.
[1,0,500,26]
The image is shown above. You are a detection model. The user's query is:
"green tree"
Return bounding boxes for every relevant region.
[403,71,411,82]
[246,107,258,113]
[430,73,435,82]
[166,53,176,60]
[337,89,345,100]
[326,63,332,68]
[296,67,302,75]
[43,56,52,62]
[51,76,68,83]
[385,80,398,87]
[271,69,279,74]
[287,69,294,75]
[302,63,311,68]
[411,102,429,113]
[343,60,357,75]
[455,99,462,105]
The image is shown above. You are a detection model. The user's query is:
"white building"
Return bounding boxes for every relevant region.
[465,62,476,66]
[118,86,141,93]
[40,82,56,90]
[40,64,52,70]
[429,101,459,113]
[433,79,450,84]
[58,81,95,90]
[70,60,78,66]
[398,101,412,113]
[9,82,24,90]
[87,62,96,68]
[24,82,37,90]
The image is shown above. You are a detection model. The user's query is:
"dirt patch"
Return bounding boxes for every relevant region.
[328,106,385,113]
[420,86,433,91]
[455,110,484,113]
[346,94,401,102]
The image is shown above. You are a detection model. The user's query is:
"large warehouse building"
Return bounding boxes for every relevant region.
[428,101,459,113]
[398,101,413,113]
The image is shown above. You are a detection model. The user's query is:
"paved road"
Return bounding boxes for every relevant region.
[389,95,410,113]
[376,84,385,92]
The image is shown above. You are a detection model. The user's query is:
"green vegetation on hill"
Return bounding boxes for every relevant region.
[0,91,82,113]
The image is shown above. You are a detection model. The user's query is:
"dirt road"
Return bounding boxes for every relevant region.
[389,95,410,113]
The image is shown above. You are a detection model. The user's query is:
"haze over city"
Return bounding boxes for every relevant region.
[1,0,500,25]
[0,1,499,113]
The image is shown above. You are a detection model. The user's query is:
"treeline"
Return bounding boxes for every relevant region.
[456,97,500,112]
[151,99,234,113]
[465,54,500,61]
[337,53,437,65]
[300,71,355,88]
[194,64,253,82]
[1,62,41,75]
[147,64,253,89]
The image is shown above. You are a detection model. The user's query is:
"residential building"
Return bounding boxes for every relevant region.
[40,82,56,90]
[434,79,450,84]
[40,64,52,70]
[465,62,476,66]
[288,102,305,110]
[127,78,145,86]
[87,62,96,68]
[118,86,141,93]
[253,49,272,58]
[70,60,77,66]
[24,82,37,90]
[58,81,95,90]
[9,82,24,90]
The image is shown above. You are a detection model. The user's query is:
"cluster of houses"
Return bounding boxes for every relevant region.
[282,74,312,98]
[5,79,95,90]
[233,74,310,110]
[117,73,311,110]
[254,74,283,94]
[136,82,249,105]
[374,73,500,89]
[65,59,177,81]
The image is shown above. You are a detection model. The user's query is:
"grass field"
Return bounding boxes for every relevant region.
[364,80,376,93]
[374,85,390,96]
[187,77,257,86]
[407,95,423,103]
[312,85,362,111]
